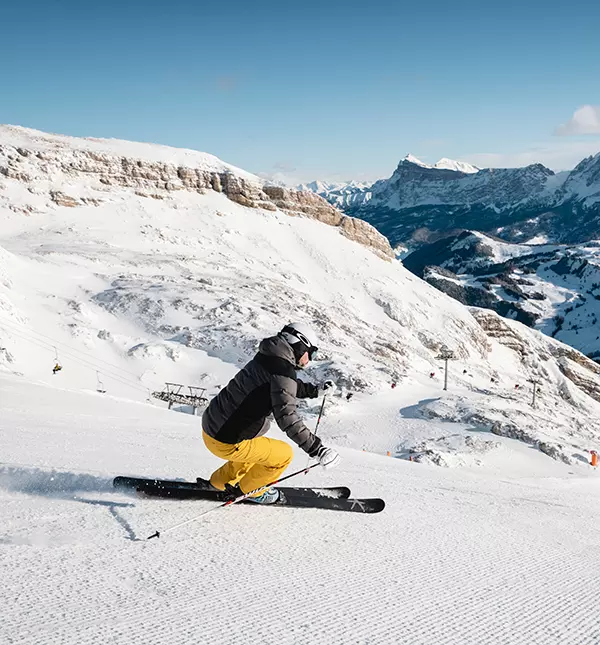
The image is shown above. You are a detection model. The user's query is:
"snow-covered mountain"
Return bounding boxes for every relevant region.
[433,157,480,173]
[301,151,600,361]
[297,179,374,209]
[352,158,560,246]
[298,155,479,211]
[2,125,600,471]
[390,154,480,174]
[303,152,600,248]
[404,231,600,358]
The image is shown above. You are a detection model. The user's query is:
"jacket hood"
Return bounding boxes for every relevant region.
[258,335,297,366]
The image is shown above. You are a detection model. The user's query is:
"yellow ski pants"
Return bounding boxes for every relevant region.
[203,431,293,495]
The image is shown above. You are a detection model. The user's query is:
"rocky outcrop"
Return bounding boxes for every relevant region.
[471,307,600,407]
[469,309,529,357]
[337,214,394,259]
[490,422,573,464]
[262,186,393,260]
[550,345,600,375]
[556,356,600,402]
[50,191,79,207]
[0,134,393,259]
[262,186,342,225]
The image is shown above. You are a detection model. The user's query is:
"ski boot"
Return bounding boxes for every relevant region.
[224,483,280,504]
[195,477,219,491]
[245,487,280,504]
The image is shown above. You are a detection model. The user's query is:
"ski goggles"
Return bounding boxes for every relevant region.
[281,326,318,360]
[306,345,319,360]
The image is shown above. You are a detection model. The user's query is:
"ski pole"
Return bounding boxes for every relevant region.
[146,462,321,540]
[314,393,327,435]
[305,392,327,471]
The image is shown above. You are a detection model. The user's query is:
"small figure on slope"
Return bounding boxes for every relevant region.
[201,322,340,504]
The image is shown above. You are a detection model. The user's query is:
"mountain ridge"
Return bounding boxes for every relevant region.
[0,124,392,260]
[301,152,600,247]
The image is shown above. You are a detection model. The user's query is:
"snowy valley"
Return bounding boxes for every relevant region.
[2,127,600,644]
[403,230,600,359]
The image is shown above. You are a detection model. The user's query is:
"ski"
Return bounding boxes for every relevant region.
[136,484,384,514]
[270,491,384,514]
[113,475,351,500]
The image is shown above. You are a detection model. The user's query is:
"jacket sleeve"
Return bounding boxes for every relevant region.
[296,379,319,399]
[270,373,322,456]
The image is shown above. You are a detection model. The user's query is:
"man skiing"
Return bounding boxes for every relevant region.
[202,322,341,504]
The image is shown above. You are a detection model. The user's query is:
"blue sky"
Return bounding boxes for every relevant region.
[1,0,599,182]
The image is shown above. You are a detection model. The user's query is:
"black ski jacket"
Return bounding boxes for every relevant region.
[202,335,322,456]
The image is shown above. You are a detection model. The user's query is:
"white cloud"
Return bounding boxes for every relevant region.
[464,140,600,171]
[555,105,600,136]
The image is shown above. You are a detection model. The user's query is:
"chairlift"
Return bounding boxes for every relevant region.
[52,347,63,375]
[96,371,106,394]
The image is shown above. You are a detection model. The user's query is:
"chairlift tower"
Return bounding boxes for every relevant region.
[436,345,456,392]
[528,377,541,408]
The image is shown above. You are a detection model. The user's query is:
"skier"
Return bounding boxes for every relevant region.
[201,322,341,504]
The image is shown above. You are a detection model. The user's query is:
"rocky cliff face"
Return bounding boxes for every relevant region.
[349,159,560,247]
[0,126,393,259]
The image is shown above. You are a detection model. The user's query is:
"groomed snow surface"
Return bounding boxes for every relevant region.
[2,375,600,645]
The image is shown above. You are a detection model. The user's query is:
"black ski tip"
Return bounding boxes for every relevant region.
[339,487,351,499]
[147,531,160,540]
[113,476,134,489]
[373,499,386,513]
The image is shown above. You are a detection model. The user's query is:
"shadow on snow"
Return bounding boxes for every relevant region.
[0,463,141,542]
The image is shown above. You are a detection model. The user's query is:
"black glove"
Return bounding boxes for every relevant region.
[320,380,336,394]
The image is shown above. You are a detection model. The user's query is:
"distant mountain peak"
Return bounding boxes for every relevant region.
[434,158,480,174]
[402,154,432,168]
[400,154,479,175]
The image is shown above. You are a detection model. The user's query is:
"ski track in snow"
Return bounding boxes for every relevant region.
[2,376,600,645]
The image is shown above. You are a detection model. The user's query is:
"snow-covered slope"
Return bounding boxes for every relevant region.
[3,375,600,645]
[403,153,432,168]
